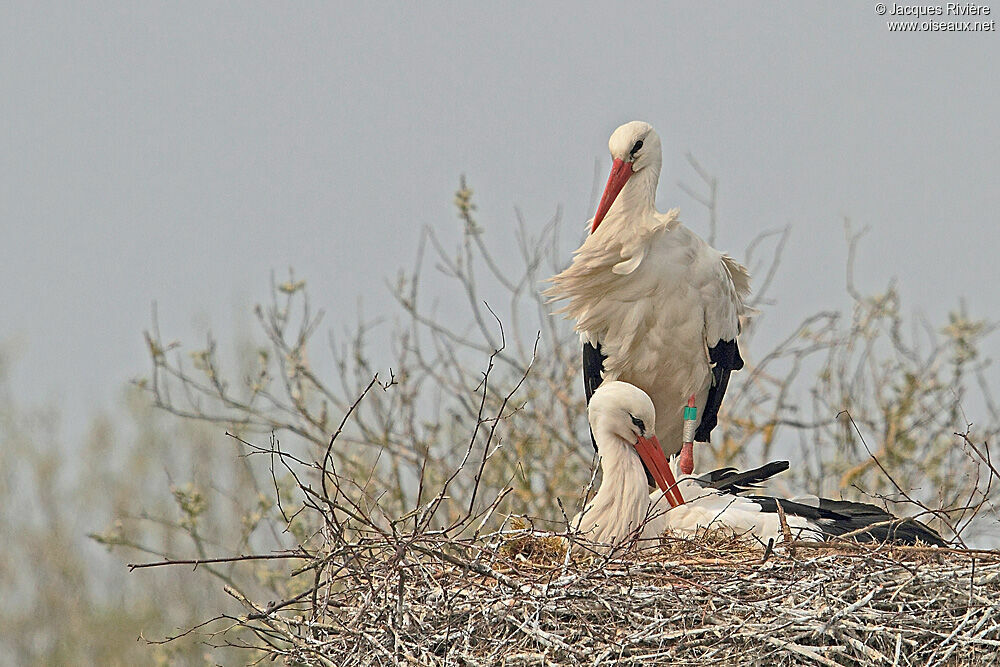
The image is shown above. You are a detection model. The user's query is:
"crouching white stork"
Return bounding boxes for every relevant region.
[547,121,750,477]
[572,382,945,549]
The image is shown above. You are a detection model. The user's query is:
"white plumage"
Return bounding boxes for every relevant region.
[657,480,817,544]
[571,382,671,547]
[572,382,817,550]
[548,121,751,464]
[572,382,945,550]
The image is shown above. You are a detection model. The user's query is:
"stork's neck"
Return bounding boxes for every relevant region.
[589,431,653,519]
[606,162,660,222]
[572,421,665,546]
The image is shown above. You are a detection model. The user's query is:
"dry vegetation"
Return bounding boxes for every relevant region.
[4,164,998,663]
[121,171,998,663]
[127,355,1000,665]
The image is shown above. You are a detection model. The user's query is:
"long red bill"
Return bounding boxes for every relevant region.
[634,435,685,507]
[591,158,633,233]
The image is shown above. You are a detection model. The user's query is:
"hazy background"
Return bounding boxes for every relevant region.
[1,3,998,661]
[2,2,998,457]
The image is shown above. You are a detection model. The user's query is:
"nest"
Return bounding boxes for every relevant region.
[223,521,1000,666]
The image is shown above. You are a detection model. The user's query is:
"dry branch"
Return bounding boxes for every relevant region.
[124,175,1000,664]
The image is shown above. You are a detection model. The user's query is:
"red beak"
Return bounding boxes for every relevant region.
[634,435,685,508]
[591,158,633,233]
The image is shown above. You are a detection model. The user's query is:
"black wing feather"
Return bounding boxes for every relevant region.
[695,460,946,546]
[582,341,657,487]
[694,338,743,443]
[808,498,946,546]
[582,341,606,453]
[698,461,789,493]
[745,494,946,546]
[582,341,606,405]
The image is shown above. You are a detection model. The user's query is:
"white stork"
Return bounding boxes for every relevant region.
[572,382,945,549]
[547,121,751,476]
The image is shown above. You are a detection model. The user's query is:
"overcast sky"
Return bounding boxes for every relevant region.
[2,2,998,438]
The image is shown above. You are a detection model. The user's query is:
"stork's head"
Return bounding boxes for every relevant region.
[592,121,663,233]
[589,381,683,507]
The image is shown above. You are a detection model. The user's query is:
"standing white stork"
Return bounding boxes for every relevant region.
[572,382,946,549]
[547,121,751,476]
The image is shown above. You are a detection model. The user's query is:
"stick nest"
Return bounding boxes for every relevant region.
[231,522,1000,666]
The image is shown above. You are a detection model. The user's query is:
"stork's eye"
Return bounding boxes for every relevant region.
[630,414,646,433]
[630,140,643,156]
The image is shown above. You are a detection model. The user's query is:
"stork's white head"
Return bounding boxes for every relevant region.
[592,121,663,233]
[608,121,662,174]
[589,381,683,507]
[589,381,656,444]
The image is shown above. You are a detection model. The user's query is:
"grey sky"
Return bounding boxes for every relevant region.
[2,2,997,436]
